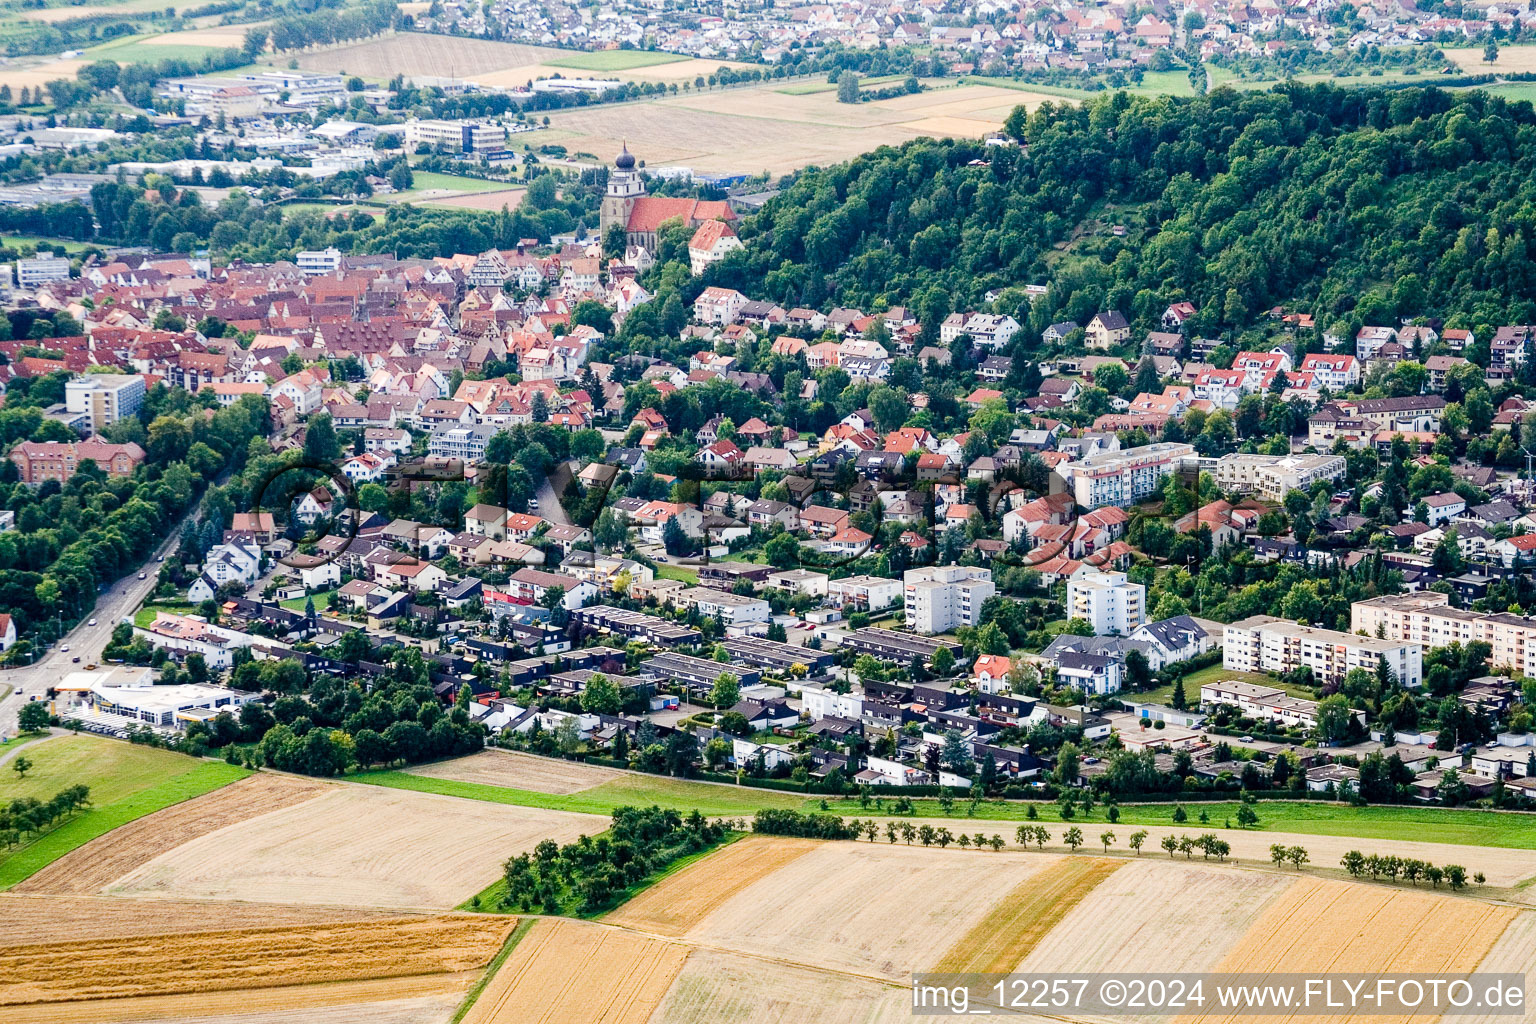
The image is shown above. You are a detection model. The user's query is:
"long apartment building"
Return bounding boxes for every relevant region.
[1059,442,1195,508]
[903,565,994,634]
[1213,453,1347,502]
[1224,615,1423,689]
[1352,593,1536,678]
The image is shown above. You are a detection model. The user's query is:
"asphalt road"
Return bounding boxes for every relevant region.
[0,530,179,740]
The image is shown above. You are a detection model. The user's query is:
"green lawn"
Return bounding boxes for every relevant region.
[776,73,906,96]
[0,730,45,756]
[83,36,229,63]
[652,563,699,584]
[0,234,89,254]
[1136,665,1307,707]
[0,736,249,888]
[359,755,1536,850]
[962,76,1092,100]
[280,587,338,611]
[1470,82,1536,104]
[543,50,688,72]
[1124,69,1198,97]
[358,768,802,819]
[135,602,195,628]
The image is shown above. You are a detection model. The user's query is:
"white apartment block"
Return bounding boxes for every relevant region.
[1224,615,1422,689]
[674,586,770,626]
[296,247,342,276]
[903,565,994,634]
[1213,453,1347,502]
[799,684,864,721]
[1060,442,1196,508]
[1066,570,1145,635]
[1198,679,1363,732]
[16,255,71,287]
[65,373,145,431]
[828,574,903,611]
[1352,593,1536,679]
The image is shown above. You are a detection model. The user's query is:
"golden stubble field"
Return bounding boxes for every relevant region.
[538,82,1057,175]
[1444,44,1536,73]
[406,747,622,793]
[101,785,606,909]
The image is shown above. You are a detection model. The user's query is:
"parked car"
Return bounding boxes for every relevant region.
[138,572,147,580]
[88,618,97,626]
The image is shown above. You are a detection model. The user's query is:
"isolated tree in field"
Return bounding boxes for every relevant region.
[1270,843,1289,868]
[937,828,953,848]
[1485,39,1499,64]
[1100,830,1116,852]
[958,834,971,849]
[837,72,860,103]
[1445,865,1467,890]
[1063,826,1084,851]
[18,701,49,732]
[1162,835,1178,857]
[864,821,879,842]
[1341,850,1365,877]
[1171,803,1187,823]
[989,835,1005,851]
[900,822,916,844]
[1177,836,1196,859]
[12,756,32,780]
[885,822,898,844]
[1129,830,1147,855]
[919,825,935,846]
[1287,846,1309,870]
[1236,804,1259,828]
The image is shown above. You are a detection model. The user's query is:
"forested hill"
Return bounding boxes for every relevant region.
[704,84,1536,342]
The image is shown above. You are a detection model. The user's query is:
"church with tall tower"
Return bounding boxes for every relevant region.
[599,143,736,254]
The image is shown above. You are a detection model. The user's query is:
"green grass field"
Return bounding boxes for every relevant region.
[1124,69,1198,97]
[134,602,195,628]
[651,563,699,584]
[1136,665,1307,707]
[0,234,89,254]
[1472,82,1536,104]
[776,73,907,96]
[0,736,249,888]
[962,76,1092,100]
[360,755,1536,851]
[359,767,802,818]
[280,587,338,611]
[83,35,230,63]
[543,50,688,72]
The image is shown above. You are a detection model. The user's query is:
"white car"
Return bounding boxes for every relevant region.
[60,645,69,653]
[88,618,97,626]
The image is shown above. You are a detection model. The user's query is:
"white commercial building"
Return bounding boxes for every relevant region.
[1223,615,1422,689]
[1066,570,1146,635]
[903,565,994,634]
[64,374,146,432]
[56,666,256,731]
[1213,453,1347,501]
[405,119,507,153]
[16,255,71,287]
[1060,442,1196,508]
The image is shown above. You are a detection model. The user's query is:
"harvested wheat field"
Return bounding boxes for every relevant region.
[0,973,476,1024]
[0,913,512,1005]
[1018,860,1298,975]
[687,843,1064,981]
[0,894,399,947]
[1182,877,1517,1024]
[933,856,1121,975]
[103,785,604,909]
[1443,912,1536,1024]
[406,748,618,794]
[647,948,913,1024]
[604,835,818,936]
[14,774,330,896]
[1445,44,1536,73]
[0,60,86,96]
[463,917,687,1024]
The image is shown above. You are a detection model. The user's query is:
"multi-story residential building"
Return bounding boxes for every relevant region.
[1066,570,1145,635]
[65,374,146,432]
[427,424,497,462]
[840,627,964,667]
[16,254,71,287]
[1297,353,1360,390]
[903,565,994,634]
[10,438,145,484]
[1060,442,1196,508]
[1213,453,1347,501]
[671,586,771,626]
[1352,593,1536,678]
[1198,679,1361,732]
[1224,615,1423,689]
[296,247,342,276]
[827,574,903,611]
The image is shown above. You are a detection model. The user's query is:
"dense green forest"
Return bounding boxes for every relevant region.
[704,83,1536,344]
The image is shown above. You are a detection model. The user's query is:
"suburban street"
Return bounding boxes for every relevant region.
[0,530,178,740]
